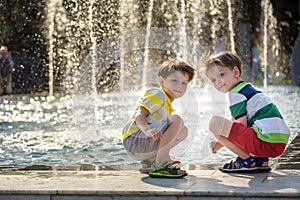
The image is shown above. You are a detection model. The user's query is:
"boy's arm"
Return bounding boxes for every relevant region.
[135,106,163,140]
[135,106,150,132]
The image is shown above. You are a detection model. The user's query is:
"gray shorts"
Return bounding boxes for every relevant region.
[123,118,169,161]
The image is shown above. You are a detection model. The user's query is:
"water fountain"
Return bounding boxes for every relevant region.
[142,0,154,90]
[176,0,188,60]
[262,0,270,88]
[0,0,299,169]
[226,0,235,52]
[261,0,283,86]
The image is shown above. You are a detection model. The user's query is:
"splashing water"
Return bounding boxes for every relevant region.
[0,85,299,167]
[0,1,298,169]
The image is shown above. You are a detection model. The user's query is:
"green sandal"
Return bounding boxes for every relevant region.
[148,162,188,178]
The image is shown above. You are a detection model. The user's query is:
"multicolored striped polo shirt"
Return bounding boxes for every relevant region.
[229,81,290,144]
[122,88,174,141]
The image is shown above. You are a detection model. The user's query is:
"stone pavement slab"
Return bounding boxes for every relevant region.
[276,132,300,169]
[0,169,299,199]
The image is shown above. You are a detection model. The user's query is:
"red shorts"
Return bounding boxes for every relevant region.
[228,122,286,158]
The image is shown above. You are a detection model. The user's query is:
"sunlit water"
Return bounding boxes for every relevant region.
[0,85,299,168]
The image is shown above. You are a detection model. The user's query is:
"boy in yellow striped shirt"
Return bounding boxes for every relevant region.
[122,59,195,173]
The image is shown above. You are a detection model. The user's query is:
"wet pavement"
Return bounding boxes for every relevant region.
[0,168,299,199]
[0,132,299,200]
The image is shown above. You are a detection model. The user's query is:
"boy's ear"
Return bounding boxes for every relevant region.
[158,76,164,86]
[233,66,240,77]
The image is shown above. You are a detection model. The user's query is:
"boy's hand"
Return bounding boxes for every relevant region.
[145,127,163,140]
[210,140,223,154]
[135,107,163,140]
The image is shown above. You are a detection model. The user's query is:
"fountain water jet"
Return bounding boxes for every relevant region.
[47,0,57,96]
[177,0,188,61]
[88,0,100,139]
[226,0,235,52]
[142,0,154,91]
[262,0,269,88]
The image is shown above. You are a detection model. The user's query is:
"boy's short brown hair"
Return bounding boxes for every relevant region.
[158,59,196,82]
[202,51,242,77]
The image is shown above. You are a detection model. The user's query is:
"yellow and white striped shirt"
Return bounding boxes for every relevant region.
[122,88,174,141]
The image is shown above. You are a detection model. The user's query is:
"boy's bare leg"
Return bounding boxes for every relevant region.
[209,116,251,160]
[209,116,269,167]
[218,135,251,160]
[155,115,188,165]
[140,156,155,168]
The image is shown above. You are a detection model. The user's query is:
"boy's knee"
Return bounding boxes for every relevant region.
[175,126,188,141]
[169,115,183,124]
[182,126,188,139]
[209,116,221,132]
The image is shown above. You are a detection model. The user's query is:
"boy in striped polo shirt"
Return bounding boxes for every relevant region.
[203,51,290,172]
[122,59,195,172]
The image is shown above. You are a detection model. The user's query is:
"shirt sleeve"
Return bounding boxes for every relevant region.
[137,88,165,114]
[229,93,247,119]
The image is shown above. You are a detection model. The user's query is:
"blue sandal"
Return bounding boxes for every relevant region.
[220,156,271,173]
[255,157,271,172]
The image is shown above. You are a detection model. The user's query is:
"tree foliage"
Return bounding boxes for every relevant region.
[0,0,48,92]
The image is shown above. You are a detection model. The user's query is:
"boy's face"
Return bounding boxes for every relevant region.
[206,65,241,93]
[159,70,189,101]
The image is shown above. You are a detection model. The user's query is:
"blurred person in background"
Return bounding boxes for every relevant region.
[0,45,14,95]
